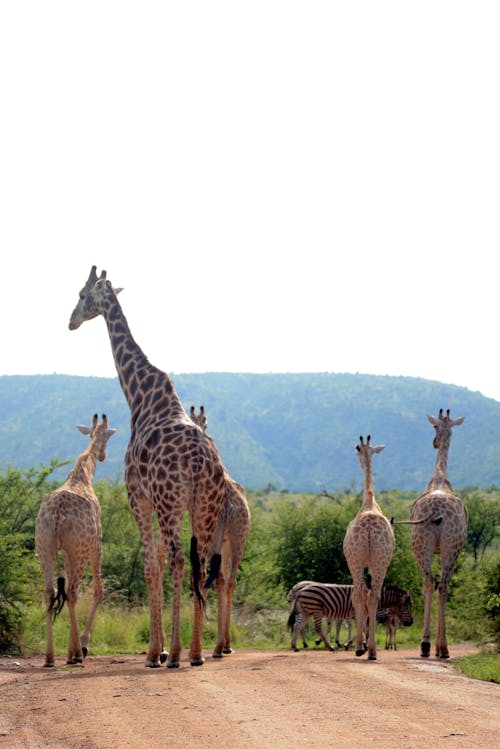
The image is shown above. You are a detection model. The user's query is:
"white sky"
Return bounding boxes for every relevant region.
[1,2,499,402]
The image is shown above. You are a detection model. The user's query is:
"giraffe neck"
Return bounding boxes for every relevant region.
[100,289,184,421]
[66,443,99,488]
[425,436,452,492]
[361,461,377,509]
[434,438,450,478]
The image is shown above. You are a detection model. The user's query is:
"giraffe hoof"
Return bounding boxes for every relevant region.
[420,642,431,658]
[222,647,233,655]
[368,654,377,661]
[438,652,450,659]
[145,659,162,668]
[82,647,88,658]
[212,651,224,658]
[167,659,181,669]
[190,657,205,667]
[43,662,55,668]
[355,649,365,657]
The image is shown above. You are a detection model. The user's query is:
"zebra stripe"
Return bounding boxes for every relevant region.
[287,581,413,652]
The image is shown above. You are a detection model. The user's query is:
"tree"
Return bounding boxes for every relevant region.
[464,492,500,563]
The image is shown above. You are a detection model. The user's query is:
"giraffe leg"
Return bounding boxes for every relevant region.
[156,531,169,664]
[130,496,167,668]
[366,585,381,660]
[435,565,453,658]
[420,569,435,658]
[212,572,227,658]
[220,541,243,656]
[167,539,184,668]
[79,548,104,658]
[64,559,86,665]
[350,569,368,657]
[42,568,57,667]
[222,576,237,654]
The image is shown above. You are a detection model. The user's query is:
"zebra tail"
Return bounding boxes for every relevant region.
[287,608,296,631]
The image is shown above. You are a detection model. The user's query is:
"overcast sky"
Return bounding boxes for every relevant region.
[1,2,499,402]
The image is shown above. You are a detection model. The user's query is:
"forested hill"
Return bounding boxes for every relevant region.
[1,373,499,492]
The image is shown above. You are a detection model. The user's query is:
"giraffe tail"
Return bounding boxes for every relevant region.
[47,576,67,618]
[189,536,212,609]
[391,514,443,526]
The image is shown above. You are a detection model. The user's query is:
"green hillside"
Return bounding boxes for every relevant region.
[0,373,498,491]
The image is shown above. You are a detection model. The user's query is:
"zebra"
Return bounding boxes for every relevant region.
[287,581,354,650]
[287,581,413,652]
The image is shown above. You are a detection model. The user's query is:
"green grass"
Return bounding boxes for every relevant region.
[453,652,500,684]
[18,592,500,685]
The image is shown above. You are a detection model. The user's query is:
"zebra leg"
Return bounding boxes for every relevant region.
[313,615,335,651]
[291,612,307,652]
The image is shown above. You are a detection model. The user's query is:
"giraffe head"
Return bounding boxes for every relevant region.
[69,266,123,330]
[76,413,117,461]
[190,405,208,432]
[427,408,465,450]
[355,434,385,471]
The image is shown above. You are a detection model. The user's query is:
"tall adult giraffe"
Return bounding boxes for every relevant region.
[394,408,467,658]
[342,436,395,660]
[189,406,251,656]
[35,413,116,667]
[69,267,227,668]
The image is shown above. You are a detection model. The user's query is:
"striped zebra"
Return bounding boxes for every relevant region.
[287,581,354,651]
[287,581,413,652]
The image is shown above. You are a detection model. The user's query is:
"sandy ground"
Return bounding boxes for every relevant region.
[0,644,498,749]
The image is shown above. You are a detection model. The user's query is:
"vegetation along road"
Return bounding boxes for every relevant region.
[1,644,499,749]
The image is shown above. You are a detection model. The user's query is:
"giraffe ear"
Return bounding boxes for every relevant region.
[113,286,124,296]
[372,444,385,454]
[427,414,439,426]
[106,428,117,438]
[451,415,465,426]
[76,424,92,436]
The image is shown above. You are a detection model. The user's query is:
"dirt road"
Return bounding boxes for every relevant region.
[1,644,498,748]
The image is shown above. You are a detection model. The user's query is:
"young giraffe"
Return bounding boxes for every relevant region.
[394,408,467,659]
[190,406,251,656]
[35,414,116,667]
[343,435,395,660]
[69,267,227,668]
